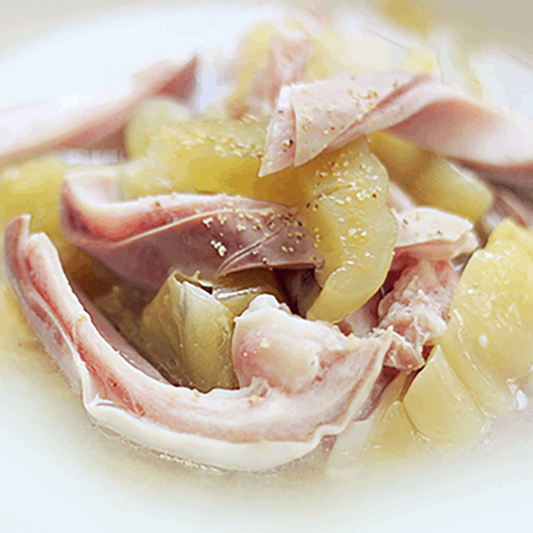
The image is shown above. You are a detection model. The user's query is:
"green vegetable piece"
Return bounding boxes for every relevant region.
[212,270,285,317]
[140,278,238,392]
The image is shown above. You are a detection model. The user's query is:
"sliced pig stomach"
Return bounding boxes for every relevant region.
[260,72,533,186]
[0,57,197,166]
[4,215,386,471]
[60,167,320,291]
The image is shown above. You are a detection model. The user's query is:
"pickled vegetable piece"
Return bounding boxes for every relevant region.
[298,138,397,323]
[224,22,286,117]
[439,220,533,415]
[118,158,174,201]
[403,346,486,445]
[124,97,192,158]
[212,270,285,316]
[0,156,66,243]
[370,132,493,222]
[326,372,408,472]
[366,400,422,458]
[140,278,238,392]
[123,118,303,205]
[125,123,396,324]
[417,156,494,222]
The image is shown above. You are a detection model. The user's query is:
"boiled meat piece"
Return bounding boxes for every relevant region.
[61,168,320,291]
[339,260,458,372]
[337,293,381,338]
[228,29,312,119]
[377,260,458,371]
[5,215,386,470]
[260,72,533,186]
[0,57,197,166]
[393,207,478,264]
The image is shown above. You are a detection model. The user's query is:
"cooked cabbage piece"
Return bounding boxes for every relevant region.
[370,132,493,222]
[140,277,238,392]
[211,270,285,317]
[403,345,486,445]
[297,138,397,323]
[439,219,533,415]
[125,97,192,158]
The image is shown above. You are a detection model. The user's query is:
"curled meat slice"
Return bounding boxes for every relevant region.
[0,57,197,166]
[260,72,533,184]
[5,215,385,470]
[61,168,320,291]
[393,207,479,264]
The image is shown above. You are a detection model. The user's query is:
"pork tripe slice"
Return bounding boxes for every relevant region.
[0,57,197,165]
[4,215,386,471]
[61,167,320,291]
[260,72,533,186]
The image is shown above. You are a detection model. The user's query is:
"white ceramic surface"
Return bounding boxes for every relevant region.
[1,2,533,532]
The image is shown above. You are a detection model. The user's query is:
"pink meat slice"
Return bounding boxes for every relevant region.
[228,29,312,119]
[259,72,533,185]
[339,260,458,372]
[61,168,320,291]
[376,260,458,371]
[0,57,197,166]
[393,207,478,265]
[4,215,385,470]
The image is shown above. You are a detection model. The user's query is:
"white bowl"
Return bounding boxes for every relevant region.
[1,2,532,532]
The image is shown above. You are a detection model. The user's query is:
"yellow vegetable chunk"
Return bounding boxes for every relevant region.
[403,346,486,445]
[370,132,493,222]
[124,97,192,159]
[366,400,423,459]
[0,156,66,243]
[140,278,238,392]
[224,22,281,118]
[212,270,285,317]
[439,220,533,415]
[399,47,440,75]
[123,118,304,205]
[118,158,175,201]
[297,138,397,323]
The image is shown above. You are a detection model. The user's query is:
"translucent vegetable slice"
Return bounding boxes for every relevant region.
[297,138,397,323]
[211,270,285,317]
[126,121,397,323]
[122,118,304,206]
[124,97,192,158]
[366,400,423,460]
[403,345,486,445]
[438,219,533,415]
[370,132,493,222]
[0,156,66,243]
[140,278,238,392]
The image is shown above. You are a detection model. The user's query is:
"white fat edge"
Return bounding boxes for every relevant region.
[83,357,380,472]
[74,306,385,471]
